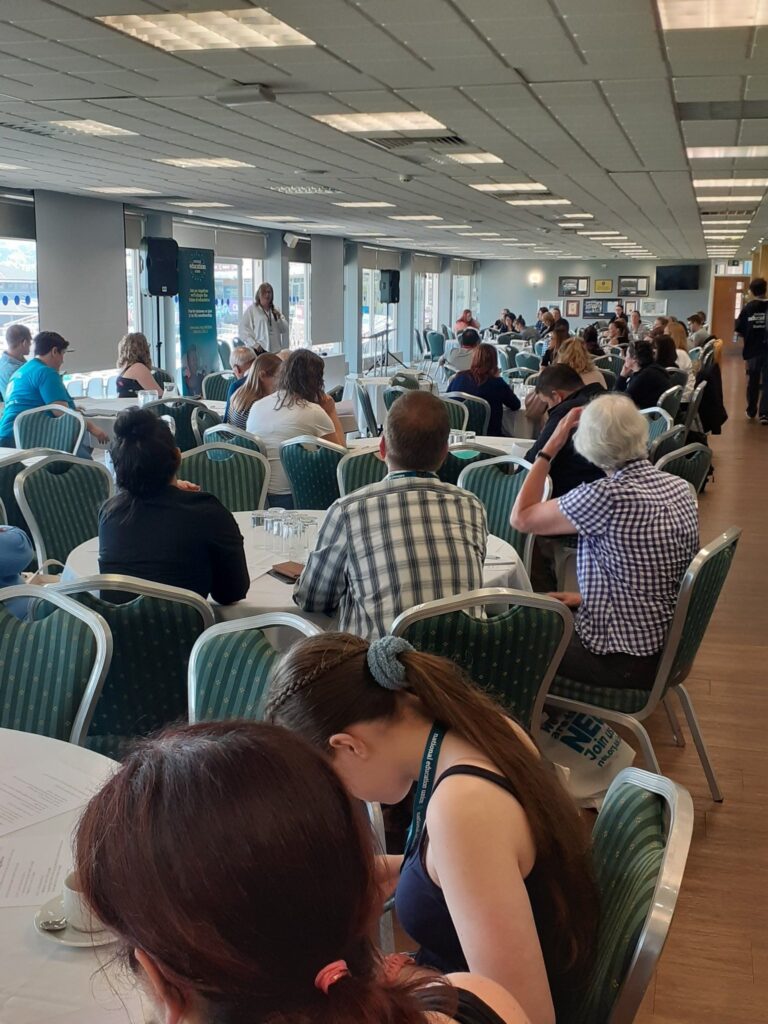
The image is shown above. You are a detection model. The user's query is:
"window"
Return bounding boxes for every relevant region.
[361,268,397,358]
[413,272,439,335]
[125,248,141,331]
[0,238,38,336]
[215,258,264,343]
[288,261,311,347]
[452,273,472,321]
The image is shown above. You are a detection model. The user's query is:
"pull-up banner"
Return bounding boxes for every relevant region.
[178,247,218,396]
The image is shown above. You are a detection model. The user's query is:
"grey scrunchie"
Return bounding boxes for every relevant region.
[367,636,414,691]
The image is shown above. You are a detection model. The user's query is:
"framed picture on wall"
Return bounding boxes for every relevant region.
[639,298,668,317]
[558,276,589,297]
[583,299,603,317]
[618,276,649,297]
[594,278,613,293]
[565,299,581,318]
[623,299,639,314]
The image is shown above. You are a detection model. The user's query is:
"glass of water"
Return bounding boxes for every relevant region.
[265,508,285,553]
[251,510,266,550]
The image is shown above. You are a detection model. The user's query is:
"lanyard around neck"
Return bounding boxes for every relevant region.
[403,723,446,861]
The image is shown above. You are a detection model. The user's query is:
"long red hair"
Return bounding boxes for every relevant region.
[468,342,499,386]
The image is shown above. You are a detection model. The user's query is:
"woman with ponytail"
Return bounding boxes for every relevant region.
[75,720,529,1024]
[268,634,598,1024]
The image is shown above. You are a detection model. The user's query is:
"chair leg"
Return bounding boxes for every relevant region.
[620,717,662,774]
[673,684,724,802]
[663,695,686,747]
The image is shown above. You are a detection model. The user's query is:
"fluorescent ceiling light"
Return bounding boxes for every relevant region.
[447,153,503,164]
[0,163,23,170]
[563,213,593,218]
[578,230,622,236]
[703,234,744,239]
[169,201,231,208]
[694,178,768,187]
[506,198,571,206]
[688,146,768,158]
[700,219,751,224]
[156,157,253,168]
[86,186,160,195]
[427,224,472,229]
[248,215,302,221]
[559,222,584,227]
[470,182,547,192]
[376,237,414,241]
[495,237,519,241]
[51,119,136,136]
[389,215,443,221]
[333,201,395,208]
[697,195,762,203]
[503,242,536,247]
[659,0,768,30]
[458,232,500,237]
[1,193,33,201]
[313,112,445,133]
[97,9,314,50]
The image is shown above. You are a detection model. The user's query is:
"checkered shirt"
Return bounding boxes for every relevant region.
[558,459,699,656]
[293,472,488,638]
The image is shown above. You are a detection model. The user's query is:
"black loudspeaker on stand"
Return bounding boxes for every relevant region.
[139,236,180,369]
[368,269,405,372]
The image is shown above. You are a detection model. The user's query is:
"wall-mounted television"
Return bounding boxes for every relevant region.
[654,264,700,291]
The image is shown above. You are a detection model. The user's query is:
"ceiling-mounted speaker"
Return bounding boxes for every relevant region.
[284,232,300,248]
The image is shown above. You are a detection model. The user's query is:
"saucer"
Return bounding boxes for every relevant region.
[34,895,118,949]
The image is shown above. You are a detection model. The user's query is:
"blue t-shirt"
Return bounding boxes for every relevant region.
[0,358,74,439]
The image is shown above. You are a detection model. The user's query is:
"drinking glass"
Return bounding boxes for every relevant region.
[281,513,300,559]
[265,508,285,553]
[251,510,266,550]
[298,513,319,553]
[163,381,177,397]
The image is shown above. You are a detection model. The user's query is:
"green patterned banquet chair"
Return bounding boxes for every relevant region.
[458,455,552,576]
[13,405,86,455]
[355,382,381,437]
[280,436,346,510]
[14,454,113,569]
[595,353,624,377]
[682,381,707,439]
[55,576,214,759]
[516,351,541,372]
[382,386,409,412]
[572,767,693,1024]
[0,448,54,539]
[151,367,174,390]
[438,395,469,432]
[188,613,323,723]
[495,347,511,371]
[649,425,687,465]
[201,371,235,402]
[444,392,491,435]
[391,588,573,731]
[181,443,270,512]
[599,368,617,389]
[337,449,388,497]
[658,385,684,421]
[191,405,222,446]
[426,331,445,360]
[547,528,741,802]
[656,443,712,494]
[217,340,232,371]
[639,407,673,447]
[666,367,689,390]
[0,586,111,745]
[203,423,268,456]
[143,397,208,452]
[438,442,501,487]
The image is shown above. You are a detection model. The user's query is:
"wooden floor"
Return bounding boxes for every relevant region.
[635,343,768,1024]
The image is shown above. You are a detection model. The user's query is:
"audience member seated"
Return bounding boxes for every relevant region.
[447,343,520,435]
[534,307,549,333]
[653,315,670,334]
[555,338,606,389]
[540,325,569,367]
[687,313,710,346]
[454,308,480,334]
[98,408,249,604]
[491,307,512,332]
[654,333,695,399]
[269,634,597,1024]
[443,327,481,373]
[222,345,256,421]
[606,318,628,348]
[538,312,555,337]
[115,332,163,399]
[511,394,699,690]
[75,720,531,1024]
[615,340,672,408]
[581,324,602,356]
[0,324,31,401]
[0,525,34,619]
[524,365,605,497]
[549,307,570,333]
[607,302,625,323]
[294,391,487,638]
[514,316,540,342]
[628,310,646,342]
[501,311,516,333]
[0,331,108,455]
[226,351,280,430]
[246,348,346,509]
[667,320,694,361]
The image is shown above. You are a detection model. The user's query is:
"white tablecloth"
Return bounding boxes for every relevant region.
[343,370,435,433]
[348,436,533,460]
[63,511,530,626]
[0,729,142,1024]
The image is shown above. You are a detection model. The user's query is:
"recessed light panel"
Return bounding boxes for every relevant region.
[506,198,571,206]
[0,163,23,170]
[659,1,768,30]
[169,201,232,208]
[87,186,160,194]
[427,224,473,229]
[333,201,395,208]
[694,178,768,187]
[52,119,136,136]
[470,182,547,192]
[448,153,503,164]
[313,112,445,133]
[688,146,768,158]
[559,222,584,227]
[697,195,762,203]
[389,215,443,221]
[97,9,314,51]
[459,232,500,237]
[157,157,253,168]
[563,213,594,218]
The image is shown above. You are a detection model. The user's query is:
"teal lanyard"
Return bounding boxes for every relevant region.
[403,724,446,861]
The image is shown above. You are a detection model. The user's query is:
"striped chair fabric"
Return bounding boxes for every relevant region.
[657,385,684,421]
[595,353,624,376]
[598,368,617,389]
[15,456,112,566]
[682,381,707,438]
[337,450,388,496]
[203,424,267,455]
[656,443,712,494]
[666,367,689,390]
[648,425,687,464]
[191,405,222,447]
[640,408,673,446]
[439,397,469,431]
[0,450,50,539]
[180,444,269,512]
[280,437,345,510]
[144,398,207,452]
[534,339,547,358]
[382,386,408,412]
[14,406,84,454]
[445,393,491,435]
[516,351,541,372]
[495,347,511,371]
[151,368,174,389]
[217,340,232,370]
[201,371,235,402]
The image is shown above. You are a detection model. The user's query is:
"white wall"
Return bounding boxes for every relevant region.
[34,191,128,372]
[478,258,711,329]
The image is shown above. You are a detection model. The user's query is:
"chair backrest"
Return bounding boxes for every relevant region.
[687,345,701,364]
[439,396,469,431]
[495,332,515,346]
[639,407,673,445]
[337,449,388,496]
[657,385,683,420]
[683,380,706,438]
[181,443,270,512]
[143,397,208,452]
[86,377,105,399]
[382,386,409,412]
[445,392,491,435]
[699,338,716,372]
[14,454,113,566]
[152,367,174,388]
[203,423,267,456]
[575,768,693,1024]
[0,448,55,535]
[13,405,86,455]
[391,588,572,730]
[502,367,534,382]
[389,372,419,390]
[666,367,688,390]
[648,425,687,464]
[440,323,450,339]
[217,340,232,370]
[191,405,222,446]
[66,379,85,398]
[188,614,323,723]
[534,339,547,358]
[354,382,380,438]
[495,347,511,371]
[201,371,235,401]
[280,435,346,509]
[516,351,541,371]
[656,442,712,494]
[55,575,214,758]
[457,456,551,574]
[599,368,617,389]
[438,444,503,487]
[105,374,119,398]
[426,331,445,359]
[0,586,111,745]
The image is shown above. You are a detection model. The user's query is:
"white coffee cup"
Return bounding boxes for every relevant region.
[62,871,103,933]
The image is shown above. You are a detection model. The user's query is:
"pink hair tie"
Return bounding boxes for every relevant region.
[383,952,415,983]
[314,960,350,995]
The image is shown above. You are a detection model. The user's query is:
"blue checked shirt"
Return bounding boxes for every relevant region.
[293,471,488,638]
[558,459,699,657]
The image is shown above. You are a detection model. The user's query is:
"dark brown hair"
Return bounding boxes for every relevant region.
[468,342,498,386]
[384,390,449,472]
[75,721,450,1024]
[267,634,598,1009]
[611,318,629,343]
[548,325,569,350]
[653,334,678,368]
[276,349,325,410]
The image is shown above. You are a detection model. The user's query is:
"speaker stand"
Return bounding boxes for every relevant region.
[373,302,407,373]
[154,294,163,369]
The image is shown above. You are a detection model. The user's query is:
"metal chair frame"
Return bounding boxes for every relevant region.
[444,392,491,435]
[191,405,222,447]
[0,447,56,533]
[439,395,469,431]
[354,382,381,438]
[656,443,712,494]
[143,397,209,451]
[683,381,707,439]
[203,423,268,456]
[180,443,271,511]
[13,405,86,455]
[201,371,236,401]
[648,425,687,465]
[639,406,674,446]
[657,385,684,421]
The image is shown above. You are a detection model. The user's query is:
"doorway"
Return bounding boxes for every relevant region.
[711,276,749,342]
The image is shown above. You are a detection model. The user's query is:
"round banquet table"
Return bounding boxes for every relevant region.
[0,729,142,1024]
[348,435,534,460]
[63,511,531,628]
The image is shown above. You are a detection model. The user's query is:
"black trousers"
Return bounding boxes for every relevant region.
[558,633,660,691]
[746,352,768,417]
